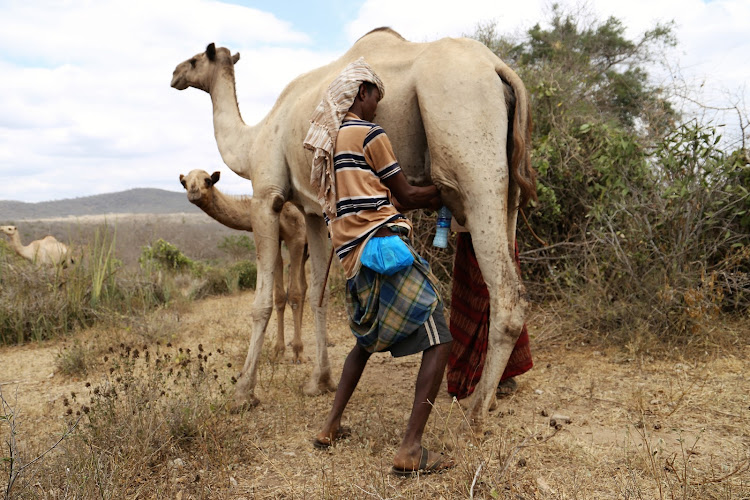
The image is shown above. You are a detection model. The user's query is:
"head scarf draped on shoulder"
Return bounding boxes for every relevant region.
[303,57,385,220]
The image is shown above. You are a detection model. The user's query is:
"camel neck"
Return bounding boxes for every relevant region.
[8,233,32,260]
[197,189,254,232]
[210,69,257,180]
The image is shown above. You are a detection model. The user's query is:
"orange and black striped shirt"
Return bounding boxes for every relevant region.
[329,112,410,278]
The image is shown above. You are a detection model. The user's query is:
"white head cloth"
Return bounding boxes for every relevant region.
[303,57,385,220]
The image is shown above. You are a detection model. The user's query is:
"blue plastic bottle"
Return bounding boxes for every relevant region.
[432,206,452,248]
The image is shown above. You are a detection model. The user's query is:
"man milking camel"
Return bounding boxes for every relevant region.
[304,58,456,476]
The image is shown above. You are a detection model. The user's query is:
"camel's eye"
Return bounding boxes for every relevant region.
[190,58,196,68]
[204,178,212,187]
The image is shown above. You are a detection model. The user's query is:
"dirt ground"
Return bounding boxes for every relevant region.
[1,290,748,499]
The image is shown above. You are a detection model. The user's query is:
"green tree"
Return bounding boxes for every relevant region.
[469,5,749,345]
[474,6,677,249]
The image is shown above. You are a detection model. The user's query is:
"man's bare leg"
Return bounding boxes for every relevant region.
[316,343,371,443]
[392,342,454,470]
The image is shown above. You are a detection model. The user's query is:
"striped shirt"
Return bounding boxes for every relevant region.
[330,112,411,278]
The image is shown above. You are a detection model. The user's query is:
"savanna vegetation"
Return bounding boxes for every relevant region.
[1,5,748,499]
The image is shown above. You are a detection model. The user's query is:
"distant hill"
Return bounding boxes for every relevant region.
[0,188,203,221]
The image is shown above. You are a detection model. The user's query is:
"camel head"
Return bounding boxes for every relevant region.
[171,43,240,92]
[0,225,17,237]
[180,169,221,204]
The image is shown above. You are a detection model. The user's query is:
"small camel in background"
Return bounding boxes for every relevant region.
[0,225,72,267]
[179,169,309,363]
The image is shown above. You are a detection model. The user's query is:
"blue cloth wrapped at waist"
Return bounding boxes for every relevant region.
[346,237,441,353]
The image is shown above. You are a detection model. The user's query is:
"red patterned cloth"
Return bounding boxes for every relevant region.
[446,233,533,400]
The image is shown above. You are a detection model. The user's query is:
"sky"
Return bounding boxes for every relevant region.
[0,0,748,204]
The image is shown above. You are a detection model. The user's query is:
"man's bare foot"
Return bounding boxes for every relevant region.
[312,425,351,449]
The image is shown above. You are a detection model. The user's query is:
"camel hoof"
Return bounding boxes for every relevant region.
[270,346,285,362]
[301,376,337,397]
[230,395,260,413]
[489,395,498,412]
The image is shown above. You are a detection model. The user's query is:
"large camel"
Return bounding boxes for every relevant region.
[0,225,72,267]
[179,169,309,363]
[170,28,536,423]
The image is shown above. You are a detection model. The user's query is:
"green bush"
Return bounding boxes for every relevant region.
[139,239,195,272]
[228,260,257,290]
[217,234,255,261]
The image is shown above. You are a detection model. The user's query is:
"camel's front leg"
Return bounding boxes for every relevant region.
[287,239,308,364]
[271,248,287,361]
[301,214,335,395]
[233,200,280,408]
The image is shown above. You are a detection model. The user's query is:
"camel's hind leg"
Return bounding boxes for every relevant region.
[451,185,526,431]
[417,62,527,428]
[286,240,308,364]
[271,248,287,361]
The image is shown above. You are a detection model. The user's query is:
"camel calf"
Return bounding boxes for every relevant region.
[179,169,309,363]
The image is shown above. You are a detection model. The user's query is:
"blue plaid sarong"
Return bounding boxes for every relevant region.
[346,239,441,353]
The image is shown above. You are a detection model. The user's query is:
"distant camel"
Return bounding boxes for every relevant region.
[180,169,309,362]
[0,225,71,267]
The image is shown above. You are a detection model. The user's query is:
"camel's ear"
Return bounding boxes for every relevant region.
[211,171,221,185]
[179,174,186,189]
[206,43,216,61]
[232,52,240,64]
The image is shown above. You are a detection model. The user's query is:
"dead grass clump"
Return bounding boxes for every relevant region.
[55,340,90,376]
[42,342,236,497]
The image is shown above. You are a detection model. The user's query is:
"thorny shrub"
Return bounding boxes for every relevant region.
[50,341,235,497]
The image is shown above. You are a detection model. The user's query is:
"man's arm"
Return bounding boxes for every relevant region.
[384,171,442,211]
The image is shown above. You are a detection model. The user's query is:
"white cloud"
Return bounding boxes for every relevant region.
[0,0,748,203]
[0,0,317,203]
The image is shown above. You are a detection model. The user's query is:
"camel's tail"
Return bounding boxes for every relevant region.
[495,63,537,209]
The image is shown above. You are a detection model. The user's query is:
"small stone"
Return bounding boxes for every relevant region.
[536,477,554,495]
[229,477,238,487]
[540,409,548,417]
[173,458,185,468]
[550,413,571,424]
[653,423,662,430]
[534,389,544,395]
[517,458,527,467]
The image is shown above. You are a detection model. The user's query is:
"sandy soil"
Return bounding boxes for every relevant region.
[1,291,748,498]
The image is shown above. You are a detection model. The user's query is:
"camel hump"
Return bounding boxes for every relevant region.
[357,27,405,43]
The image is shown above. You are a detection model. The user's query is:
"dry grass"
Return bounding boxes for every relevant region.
[1,293,748,499]
[1,214,748,498]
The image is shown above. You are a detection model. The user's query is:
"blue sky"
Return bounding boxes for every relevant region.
[0,0,748,204]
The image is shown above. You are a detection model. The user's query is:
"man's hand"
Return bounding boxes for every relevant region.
[385,172,442,211]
